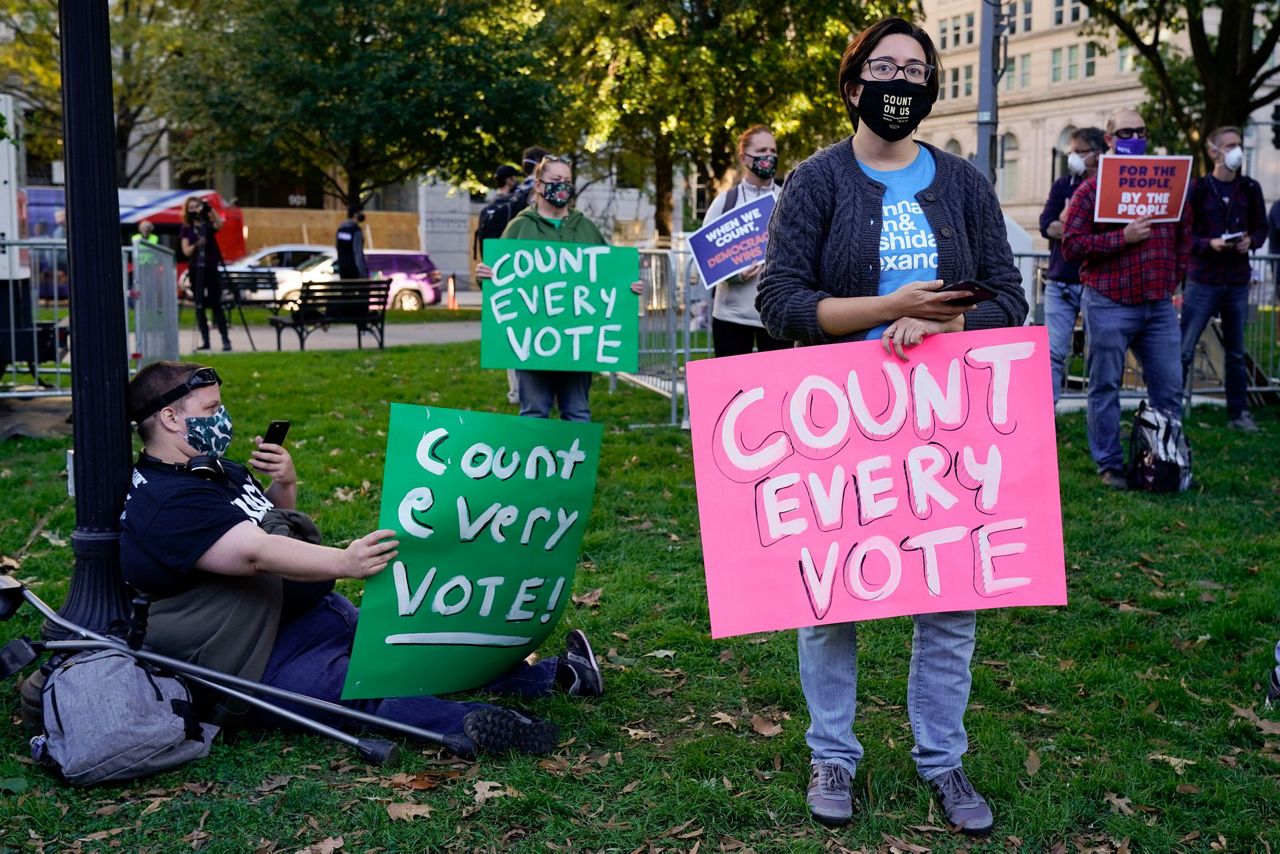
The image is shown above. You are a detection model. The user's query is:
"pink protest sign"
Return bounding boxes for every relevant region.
[687,327,1066,639]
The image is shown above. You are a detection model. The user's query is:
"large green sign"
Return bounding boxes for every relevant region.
[342,403,603,699]
[481,238,640,373]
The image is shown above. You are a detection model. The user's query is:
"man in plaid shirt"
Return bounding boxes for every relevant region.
[1062,108,1193,490]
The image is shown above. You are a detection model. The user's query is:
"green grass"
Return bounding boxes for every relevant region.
[1,343,1279,852]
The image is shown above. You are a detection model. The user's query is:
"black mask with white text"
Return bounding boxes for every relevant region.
[854,78,934,142]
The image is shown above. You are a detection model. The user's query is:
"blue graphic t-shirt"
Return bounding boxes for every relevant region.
[858,145,938,340]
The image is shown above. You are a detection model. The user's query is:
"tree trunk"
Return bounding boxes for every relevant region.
[653,140,673,246]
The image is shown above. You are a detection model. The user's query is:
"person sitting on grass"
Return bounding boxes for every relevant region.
[119,360,603,756]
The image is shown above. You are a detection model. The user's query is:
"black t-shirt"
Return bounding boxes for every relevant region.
[120,456,275,597]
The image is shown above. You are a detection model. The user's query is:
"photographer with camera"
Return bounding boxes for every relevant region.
[181,196,231,352]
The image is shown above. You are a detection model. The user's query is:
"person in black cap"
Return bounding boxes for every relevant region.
[336,205,369,280]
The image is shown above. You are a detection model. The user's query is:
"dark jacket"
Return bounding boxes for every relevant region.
[1187,173,1267,287]
[1038,174,1084,284]
[756,139,1027,344]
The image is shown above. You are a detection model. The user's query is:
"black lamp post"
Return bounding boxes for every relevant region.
[48,0,132,636]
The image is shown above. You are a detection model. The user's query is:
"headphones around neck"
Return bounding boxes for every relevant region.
[138,451,227,482]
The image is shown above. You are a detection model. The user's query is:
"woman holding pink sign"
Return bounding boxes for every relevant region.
[475,155,643,421]
[755,16,1027,836]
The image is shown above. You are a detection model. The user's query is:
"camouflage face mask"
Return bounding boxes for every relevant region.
[185,405,233,458]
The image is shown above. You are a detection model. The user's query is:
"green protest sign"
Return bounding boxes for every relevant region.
[342,403,603,699]
[481,238,640,373]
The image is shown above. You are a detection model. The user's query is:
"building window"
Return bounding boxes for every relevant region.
[1117,44,1134,73]
[1022,0,1033,32]
[940,22,948,50]
[1051,47,1063,83]
[950,67,960,99]
[952,16,962,49]
[1067,44,1079,80]
[945,139,963,157]
[1072,0,1087,22]
[1084,42,1097,77]
[964,64,974,97]
[1005,2,1017,34]
[966,13,975,45]
[1054,0,1085,25]
[1003,57,1016,91]
[1019,53,1031,87]
[998,133,1020,202]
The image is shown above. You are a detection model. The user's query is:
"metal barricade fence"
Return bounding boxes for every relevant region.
[617,247,1280,427]
[0,238,178,399]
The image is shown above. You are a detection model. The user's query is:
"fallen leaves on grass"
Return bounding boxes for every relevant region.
[256,775,298,793]
[571,588,603,608]
[644,649,676,659]
[39,531,67,548]
[711,712,738,730]
[473,780,519,805]
[294,838,343,854]
[623,725,658,741]
[881,833,930,852]
[1148,753,1196,775]
[386,802,432,822]
[750,715,782,737]
[1025,749,1041,777]
[1105,792,1135,815]
[1231,703,1280,736]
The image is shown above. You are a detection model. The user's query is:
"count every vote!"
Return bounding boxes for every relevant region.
[481,239,640,373]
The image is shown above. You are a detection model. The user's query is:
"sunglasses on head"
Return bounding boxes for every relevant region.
[1112,127,1148,140]
[134,367,221,422]
[540,154,573,165]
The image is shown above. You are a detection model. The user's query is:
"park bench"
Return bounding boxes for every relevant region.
[268,278,391,352]
[220,269,280,307]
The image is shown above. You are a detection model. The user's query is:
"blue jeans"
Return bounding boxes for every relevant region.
[1082,289,1183,473]
[246,593,557,746]
[1044,279,1084,404]
[517,370,593,421]
[798,611,977,780]
[1180,281,1251,419]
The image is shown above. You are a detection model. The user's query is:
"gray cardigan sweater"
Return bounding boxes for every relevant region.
[756,138,1028,344]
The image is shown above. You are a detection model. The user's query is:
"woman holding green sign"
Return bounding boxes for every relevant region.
[755,17,1028,836]
[476,155,643,421]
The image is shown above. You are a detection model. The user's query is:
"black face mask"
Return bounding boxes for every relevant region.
[854,78,933,142]
[747,154,777,180]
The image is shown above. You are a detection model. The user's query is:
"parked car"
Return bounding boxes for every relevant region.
[283,250,444,310]
[178,244,335,302]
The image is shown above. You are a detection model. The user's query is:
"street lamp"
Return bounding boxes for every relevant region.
[48,0,132,635]
[975,0,1011,185]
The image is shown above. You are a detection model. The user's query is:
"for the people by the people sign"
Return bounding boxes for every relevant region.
[686,328,1066,639]
[1093,154,1193,223]
[690,195,776,289]
[342,403,603,698]
[481,239,640,373]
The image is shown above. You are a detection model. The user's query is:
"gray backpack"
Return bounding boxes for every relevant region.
[31,649,219,786]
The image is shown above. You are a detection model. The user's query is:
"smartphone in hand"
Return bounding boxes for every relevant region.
[263,420,291,446]
[938,280,998,306]
[1222,232,1245,245]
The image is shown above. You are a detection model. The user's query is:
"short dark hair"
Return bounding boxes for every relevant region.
[838,17,941,131]
[128,360,205,438]
[521,146,550,175]
[346,204,362,219]
[1072,126,1108,154]
[493,164,520,187]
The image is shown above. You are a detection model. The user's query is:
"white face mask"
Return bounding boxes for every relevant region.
[1067,152,1087,176]
[1223,146,1244,172]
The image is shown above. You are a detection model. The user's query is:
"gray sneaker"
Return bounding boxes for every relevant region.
[927,768,993,835]
[1229,412,1260,433]
[806,762,853,826]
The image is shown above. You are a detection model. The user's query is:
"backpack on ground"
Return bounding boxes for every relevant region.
[1127,400,1192,492]
[473,185,531,259]
[30,649,218,786]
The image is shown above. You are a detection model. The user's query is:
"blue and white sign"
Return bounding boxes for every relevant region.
[690,195,776,290]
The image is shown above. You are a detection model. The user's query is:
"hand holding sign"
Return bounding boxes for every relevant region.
[1123,215,1154,244]
[1093,155,1193,224]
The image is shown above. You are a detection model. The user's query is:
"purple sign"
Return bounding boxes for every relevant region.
[690,195,776,290]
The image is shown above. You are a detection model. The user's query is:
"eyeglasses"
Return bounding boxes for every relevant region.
[864,59,935,84]
[1112,127,1148,139]
[133,367,221,422]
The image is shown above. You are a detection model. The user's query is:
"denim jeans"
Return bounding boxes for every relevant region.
[517,370,593,421]
[798,610,977,781]
[1044,279,1084,404]
[1180,281,1251,419]
[1082,289,1183,473]
[246,593,558,746]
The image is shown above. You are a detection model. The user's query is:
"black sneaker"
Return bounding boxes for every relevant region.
[1100,469,1129,491]
[1265,669,1280,714]
[462,708,559,756]
[556,629,604,697]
